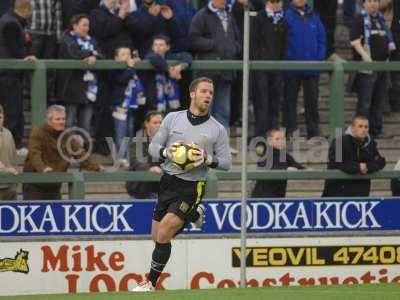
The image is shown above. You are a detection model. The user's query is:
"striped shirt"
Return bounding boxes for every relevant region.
[29,0,62,38]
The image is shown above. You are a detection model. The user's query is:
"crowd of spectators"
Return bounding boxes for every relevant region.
[0,0,399,200]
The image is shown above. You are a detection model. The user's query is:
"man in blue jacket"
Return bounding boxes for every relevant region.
[283,0,326,139]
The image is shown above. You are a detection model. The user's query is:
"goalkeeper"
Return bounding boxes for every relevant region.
[132,77,231,292]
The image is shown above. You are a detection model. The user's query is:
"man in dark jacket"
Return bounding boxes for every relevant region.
[188,0,241,129]
[89,0,133,58]
[126,111,163,198]
[283,0,326,139]
[251,0,287,138]
[0,0,36,152]
[389,0,400,112]
[0,0,14,16]
[322,116,386,197]
[125,0,183,58]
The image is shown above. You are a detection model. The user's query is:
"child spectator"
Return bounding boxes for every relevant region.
[252,128,305,198]
[111,46,146,167]
[145,34,192,112]
[350,0,396,138]
[57,14,103,133]
[283,0,326,139]
[251,0,287,138]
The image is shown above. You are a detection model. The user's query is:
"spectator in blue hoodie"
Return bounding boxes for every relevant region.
[283,0,326,139]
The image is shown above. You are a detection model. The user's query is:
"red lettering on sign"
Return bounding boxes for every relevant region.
[41,245,69,272]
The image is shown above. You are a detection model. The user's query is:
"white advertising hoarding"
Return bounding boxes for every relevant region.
[1,237,400,295]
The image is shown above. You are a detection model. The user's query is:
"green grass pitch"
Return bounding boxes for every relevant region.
[1,284,400,300]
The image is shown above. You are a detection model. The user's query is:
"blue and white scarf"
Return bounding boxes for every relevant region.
[361,9,396,71]
[155,74,180,112]
[70,32,98,102]
[122,73,146,109]
[266,8,284,24]
[208,1,229,32]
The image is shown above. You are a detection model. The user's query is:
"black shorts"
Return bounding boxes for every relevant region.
[153,173,206,222]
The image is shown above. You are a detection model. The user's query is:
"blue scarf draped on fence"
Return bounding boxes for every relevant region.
[155,74,180,112]
[70,32,98,102]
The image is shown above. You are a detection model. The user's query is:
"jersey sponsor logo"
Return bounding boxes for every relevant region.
[179,202,190,213]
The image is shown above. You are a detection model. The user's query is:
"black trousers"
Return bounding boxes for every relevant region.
[0,75,24,148]
[314,0,338,58]
[283,75,320,137]
[30,33,58,99]
[252,71,282,137]
[355,72,389,136]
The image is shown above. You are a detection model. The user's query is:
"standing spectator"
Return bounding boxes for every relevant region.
[111,47,145,167]
[125,0,183,58]
[314,0,338,59]
[126,111,163,199]
[57,14,103,133]
[283,0,326,139]
[167,0,196,51]
[350,0,395,139]
[89,0,133,58]
[29,0,62,101]
[0,0,36,155]
[252,128,305,198]
[23,105,103,200]
[322,116,386,197]
[388,0,400,112]
[146,34,192,112]
[251,0,287,138]
[0,0,15,16]
[188,0,241,129]
[391,158,400,196]
[0,105,18,200]
[62,0,101,29]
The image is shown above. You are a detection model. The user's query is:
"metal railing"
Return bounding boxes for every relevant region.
[1,170,399,199]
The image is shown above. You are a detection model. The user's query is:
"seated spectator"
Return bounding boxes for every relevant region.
[111,47,146,167]
[125,0,184,57]
[350,0,396,139]
[0,104,18,200]
[252,128,305,198]
[23,105,104,200]
[145,34,192,112]
[283,0,326,139]
[251,0,286,138]
[126,110,163,198]
[322,116,386,197]
[89,0,133,58]
[57,14,104,133]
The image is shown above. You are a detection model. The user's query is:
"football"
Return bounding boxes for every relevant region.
[171,144,200,171]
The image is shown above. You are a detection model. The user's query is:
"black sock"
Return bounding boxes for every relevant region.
[148,242,171,287]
